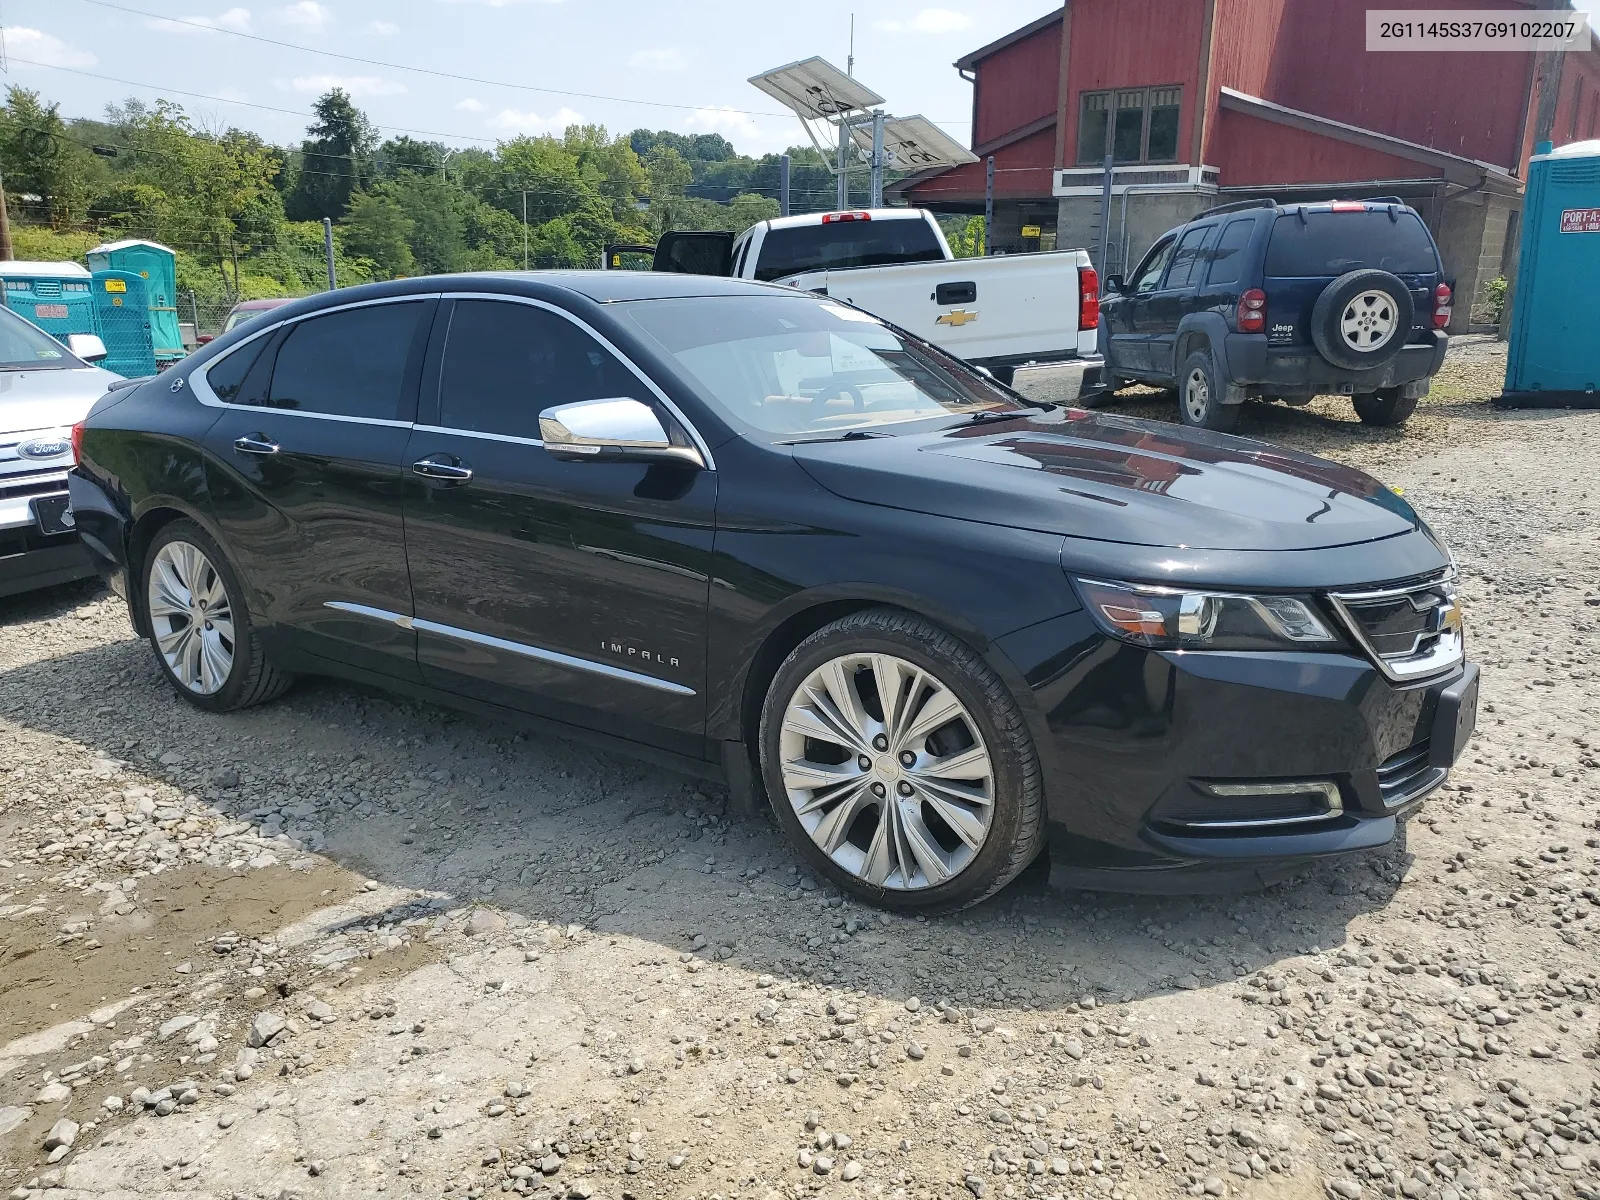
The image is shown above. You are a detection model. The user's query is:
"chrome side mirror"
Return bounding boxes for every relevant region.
[538,397,704,467]
[67,333,109,363]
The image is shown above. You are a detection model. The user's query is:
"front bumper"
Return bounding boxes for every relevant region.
[995,611,1477,893]
[1225,331,1448,397]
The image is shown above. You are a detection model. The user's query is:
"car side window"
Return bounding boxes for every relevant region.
[1162,225,1216,290]
[205,337,270,404]
[437,300,640,438]
[1205,219,1256,287]
[732,235,751,278]
[267,302,425,420]
[1131,236,1176,294]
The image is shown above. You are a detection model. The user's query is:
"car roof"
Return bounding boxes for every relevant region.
[233,297,294,310]
[259,271,801,311]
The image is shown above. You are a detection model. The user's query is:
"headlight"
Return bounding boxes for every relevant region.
[1075,578,1341,651]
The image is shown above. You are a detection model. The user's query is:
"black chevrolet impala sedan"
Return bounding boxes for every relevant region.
[69,273,1478,908]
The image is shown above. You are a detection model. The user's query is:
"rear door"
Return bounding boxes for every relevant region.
[1261,208,1441,350]
[197,296,434,679]
[654,232,735,277]
[399,295,716,756]
[1141,223,1217,378]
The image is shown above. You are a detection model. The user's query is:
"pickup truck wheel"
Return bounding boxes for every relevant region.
[1352,388,1419,426]
[1177,349,1239,433]
[1311,270,1415,371]
[759,608,1044,913]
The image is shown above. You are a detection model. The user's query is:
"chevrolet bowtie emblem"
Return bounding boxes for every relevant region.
[936,309,978,327]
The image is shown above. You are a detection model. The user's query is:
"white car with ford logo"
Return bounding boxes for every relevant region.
[0,307,120,598]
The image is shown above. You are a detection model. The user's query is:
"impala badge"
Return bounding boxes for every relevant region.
[937,309,979,327]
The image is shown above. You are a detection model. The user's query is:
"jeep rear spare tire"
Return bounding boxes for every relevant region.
[1310,269,1414,372]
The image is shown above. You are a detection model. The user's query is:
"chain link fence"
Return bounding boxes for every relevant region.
[178,291,314,348]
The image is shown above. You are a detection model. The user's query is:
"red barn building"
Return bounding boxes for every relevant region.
[893,0,1600,328]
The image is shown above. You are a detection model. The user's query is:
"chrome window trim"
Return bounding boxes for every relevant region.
[1328,570,1463,683]
[436,291,717,470]
[190,293,440,427]
[324,601,696,697]
[412,424,545,449]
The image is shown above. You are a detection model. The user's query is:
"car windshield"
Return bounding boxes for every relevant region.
[616,295,1030,440]
[0,306,81,371]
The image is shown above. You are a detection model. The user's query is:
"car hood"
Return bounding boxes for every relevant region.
[790,409,1422,552]
[0,366,122,436]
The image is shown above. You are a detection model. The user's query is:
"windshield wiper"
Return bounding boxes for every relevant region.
[959,409,1035,426]
[774,429,890,445]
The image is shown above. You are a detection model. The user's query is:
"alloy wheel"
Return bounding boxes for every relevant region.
[778,653,995,890]
[147,540,235,695]
[1339,290,1399,351]
[1184,367,1210,423]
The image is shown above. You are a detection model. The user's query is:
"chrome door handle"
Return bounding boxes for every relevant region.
[233,433,279,455]
[412,456,473,482]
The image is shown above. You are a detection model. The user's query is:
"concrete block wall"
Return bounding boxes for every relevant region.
[1056,190,1218,277]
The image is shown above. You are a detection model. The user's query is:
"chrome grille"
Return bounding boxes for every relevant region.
[1330,572,1463,682]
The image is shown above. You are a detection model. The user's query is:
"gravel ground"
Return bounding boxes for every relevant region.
[2,339,1598,1200]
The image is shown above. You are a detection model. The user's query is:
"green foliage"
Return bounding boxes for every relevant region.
[0,87,105,227]
[943,215,986,258]
[343,190,416,278]
[1478,275,1509,324]
[285,89,377,221]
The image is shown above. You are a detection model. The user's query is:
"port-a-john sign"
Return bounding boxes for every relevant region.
[1559,208,1600,233]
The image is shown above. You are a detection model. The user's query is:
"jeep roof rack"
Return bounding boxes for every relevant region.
[1194,197,1277,220]
[1360,195,1407,206]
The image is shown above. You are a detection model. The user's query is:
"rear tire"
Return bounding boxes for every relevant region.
[141,519,293,713]
[758,608,1044,913]
[1352,388,1418,426]
[1177,348,1240,433]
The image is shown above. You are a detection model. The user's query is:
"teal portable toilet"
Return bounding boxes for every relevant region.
[1500,139,1600,408]
[0,262,96,341]
[86,239,184,366]
[90,271,158,378]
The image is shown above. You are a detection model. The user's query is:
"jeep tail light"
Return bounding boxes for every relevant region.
[71,421,86,463]
[1432,282,1452,329]
[822,211,871,223]
[1329,201,1366,213]
[1078,265,1100,330]
[1237,288,1267,334]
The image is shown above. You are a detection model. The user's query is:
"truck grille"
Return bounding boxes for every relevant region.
[1329,572,1463,682]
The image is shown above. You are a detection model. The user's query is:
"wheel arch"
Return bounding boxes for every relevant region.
[125,501,227,638]
[1173,312,1232,381]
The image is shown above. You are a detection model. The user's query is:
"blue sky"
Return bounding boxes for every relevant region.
[1,0,1065,156]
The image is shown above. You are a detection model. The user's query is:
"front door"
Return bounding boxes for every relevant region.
[1141,223,1217,380]
[1108,233,1176,374]
[400,295,716,757]
[198,297,435,679]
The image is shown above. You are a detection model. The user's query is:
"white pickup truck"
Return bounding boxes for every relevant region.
[642,208,1104,399]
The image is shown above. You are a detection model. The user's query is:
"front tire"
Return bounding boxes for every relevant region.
[1352,387,1418,426]
[758,608,1044,913]
[1177,348,1240,432]
[142,519,292,712]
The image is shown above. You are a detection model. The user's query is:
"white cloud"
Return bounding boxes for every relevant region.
[455,97,485,112]
[275,0,329,27]
[5,27,98,68]
[487,105,584,134]
[629,47,685,71]
[876,7,972,33]
[285,73,405,96]
[145,6,253,34]
[366,18,398,33]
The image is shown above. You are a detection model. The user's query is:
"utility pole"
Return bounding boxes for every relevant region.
[322,218,337,290]
[0,171,13,262]
[869,110,886,208]
[779,154,791,217]
[837,121,850,211]
[984,156,995,256]
[522,191,530,271]
[1096,152,1114,274]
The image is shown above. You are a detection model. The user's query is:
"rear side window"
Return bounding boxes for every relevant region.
[754,218,944,282]
[437,300,638,438]
[1162,225,1216,290]
[1205,219,1256,286]
[1265,211,1438,276]
[267,302,425,420]
[205,337,269,404]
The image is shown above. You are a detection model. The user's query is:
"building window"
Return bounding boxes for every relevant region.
[1076,86,1183,165]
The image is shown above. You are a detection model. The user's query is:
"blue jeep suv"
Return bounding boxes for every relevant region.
[1099,197,1452,431]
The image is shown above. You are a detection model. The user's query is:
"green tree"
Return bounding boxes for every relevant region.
[726,192,781,232]
[376,135,445,178]
[0,87,103,227]
[343,190,415,278]
[563,124,646,220]
[285,89,377,221]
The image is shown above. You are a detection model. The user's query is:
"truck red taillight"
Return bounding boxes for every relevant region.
[71,421,86,463]
[1432,282,1452,329]
[821,211,872,223]
[1237,288,1267,333]
[1078,265,1100,330]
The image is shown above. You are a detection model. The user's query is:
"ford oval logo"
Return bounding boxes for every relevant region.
[19,437,71,460]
